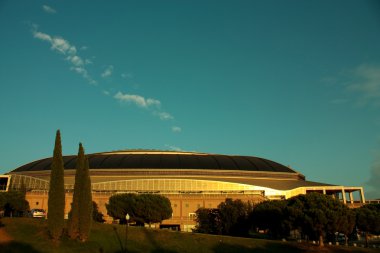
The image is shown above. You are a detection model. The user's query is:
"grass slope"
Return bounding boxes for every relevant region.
[0,218,378,253]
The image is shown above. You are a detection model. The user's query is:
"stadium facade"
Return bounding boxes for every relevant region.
[1,150,365,231]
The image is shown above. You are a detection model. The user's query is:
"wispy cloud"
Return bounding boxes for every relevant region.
[68,55,84,66]
[31,24,96,85]
[114,91,176,122]
[30,23,180,131]
[346,64,380,107]
[155,111,173,120]
[69,67,95,84]
[114,92,161,108]
[165,144,185,152]
[42,5,56,14]
[171,126,182,133]
[101,65,114,78]
[33,31,51,41]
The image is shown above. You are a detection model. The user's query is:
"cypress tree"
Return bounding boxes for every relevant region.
[68,143,93,241]
[78,155,93,242]
[48,130,65,241]
[67,143,85,239]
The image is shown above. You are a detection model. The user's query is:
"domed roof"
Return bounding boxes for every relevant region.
[11,150,297,174]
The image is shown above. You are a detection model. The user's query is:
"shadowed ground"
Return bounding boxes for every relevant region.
[1,218,378,253]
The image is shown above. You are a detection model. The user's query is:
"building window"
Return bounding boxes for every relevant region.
[185,203,189,208]
[173,204,177,208]
[197,204,201,208]
[189,213,196,220]
[36,202,39,206]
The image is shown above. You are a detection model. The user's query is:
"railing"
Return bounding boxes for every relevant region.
[366,200,380,204]
[91,190,265,196]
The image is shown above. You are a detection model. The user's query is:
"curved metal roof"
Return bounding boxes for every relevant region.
[11,150,297,174]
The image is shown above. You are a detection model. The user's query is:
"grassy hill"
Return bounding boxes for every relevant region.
[0,218,378,253]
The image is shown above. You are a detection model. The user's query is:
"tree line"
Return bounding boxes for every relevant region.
[194,193,380,247]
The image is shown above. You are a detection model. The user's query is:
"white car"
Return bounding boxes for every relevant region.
[30,209,46,218]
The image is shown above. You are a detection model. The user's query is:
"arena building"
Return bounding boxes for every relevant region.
[1,150,365,231]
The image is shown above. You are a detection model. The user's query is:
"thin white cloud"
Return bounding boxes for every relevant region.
[101,65,114,78]
[114,92,160,108]
[32,30,74,56]
[42,5,56,14]
[114,91,175,121]
[67,55,84,66]
[31,24,96,85]
[30,23,178,127]
[69,67,96,85]
[171,126,182,133]
[71,67,86,74]
[33,31,52,42]
[51,37,74,54]
[147,98,161,107]
[155,111,173,120]
[346,64,380,107]
[80,46,88,50]
[165,144,184,152]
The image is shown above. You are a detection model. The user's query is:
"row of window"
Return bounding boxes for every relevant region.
[172,203,207,208]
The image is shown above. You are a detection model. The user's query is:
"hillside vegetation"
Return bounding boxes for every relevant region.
[0,218,378,253]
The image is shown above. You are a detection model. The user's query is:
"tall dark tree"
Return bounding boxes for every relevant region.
[78,155,93,242]
[47,130,65,241]
[67,143,85,240]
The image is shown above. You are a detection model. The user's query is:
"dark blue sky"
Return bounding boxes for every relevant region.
[0,0,379,198]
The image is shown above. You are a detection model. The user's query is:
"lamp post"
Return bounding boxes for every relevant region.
[125,213,130,253]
